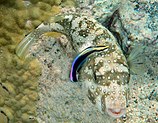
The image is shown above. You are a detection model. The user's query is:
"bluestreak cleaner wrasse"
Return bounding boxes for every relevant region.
[70,45,109,82]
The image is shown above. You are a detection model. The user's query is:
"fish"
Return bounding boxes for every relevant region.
[70,45,109,82]
[16,13,144,118]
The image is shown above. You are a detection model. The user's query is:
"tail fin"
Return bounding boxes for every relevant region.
[16,23,50,59]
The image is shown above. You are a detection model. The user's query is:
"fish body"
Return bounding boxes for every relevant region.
[16,14,130,118]
[55,14,130,118]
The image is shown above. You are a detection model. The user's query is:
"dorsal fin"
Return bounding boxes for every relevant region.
[70,45,109,82]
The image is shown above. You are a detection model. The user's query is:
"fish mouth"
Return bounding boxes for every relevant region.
[107,108,126,118]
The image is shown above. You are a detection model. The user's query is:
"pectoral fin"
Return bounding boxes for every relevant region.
[127,44,146,75]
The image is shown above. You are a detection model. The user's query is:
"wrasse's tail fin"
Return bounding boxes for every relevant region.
[127,44,147,75]
[70,45,109,82]
[16,23,51,59]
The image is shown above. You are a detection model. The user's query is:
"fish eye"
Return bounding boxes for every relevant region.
[121,114,127,121]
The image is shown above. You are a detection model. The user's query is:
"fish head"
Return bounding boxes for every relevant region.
[105,82,128,118]
[83,69,130,118]
[91,50,130,118]
[83,57,130,119]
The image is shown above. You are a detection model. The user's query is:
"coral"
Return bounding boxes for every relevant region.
[0,47,41,122]
[0,112,8,123]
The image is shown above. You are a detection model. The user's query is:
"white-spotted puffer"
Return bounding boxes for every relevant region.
[16,14,130,118]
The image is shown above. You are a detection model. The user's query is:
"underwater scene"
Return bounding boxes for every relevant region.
[0,0,157,123]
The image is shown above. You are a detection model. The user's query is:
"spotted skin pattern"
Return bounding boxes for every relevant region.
[50,14,130,118]
[17,13,130,118]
